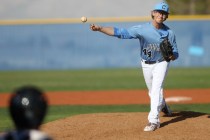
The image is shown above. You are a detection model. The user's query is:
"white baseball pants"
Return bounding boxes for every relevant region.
[141,60,169,124]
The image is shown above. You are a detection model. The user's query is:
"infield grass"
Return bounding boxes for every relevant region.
[0,67,210,93]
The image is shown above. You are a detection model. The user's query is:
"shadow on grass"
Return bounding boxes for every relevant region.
[161,111,207,128]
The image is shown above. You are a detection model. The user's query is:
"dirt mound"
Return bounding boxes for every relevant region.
[41,112,210,140]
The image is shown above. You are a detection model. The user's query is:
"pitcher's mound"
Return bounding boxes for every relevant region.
[41,112,210,140]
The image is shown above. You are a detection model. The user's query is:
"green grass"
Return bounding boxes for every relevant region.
[0,67,210,93]
[1,104,210,132]
[0,68,144,92]
[164,68,210,88]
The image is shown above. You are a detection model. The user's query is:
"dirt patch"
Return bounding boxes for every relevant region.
[41,112,210,140]
[1,89,210,139]
[1,89,210,107]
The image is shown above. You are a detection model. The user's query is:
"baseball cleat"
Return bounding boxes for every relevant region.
[162,103,172,116]
[144,122,160,131]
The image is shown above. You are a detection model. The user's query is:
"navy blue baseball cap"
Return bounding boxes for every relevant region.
[153,2,169,14]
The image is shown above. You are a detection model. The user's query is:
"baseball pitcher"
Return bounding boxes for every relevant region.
[90,1,179,131]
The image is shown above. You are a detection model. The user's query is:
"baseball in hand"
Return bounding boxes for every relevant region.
[81,16,87,23]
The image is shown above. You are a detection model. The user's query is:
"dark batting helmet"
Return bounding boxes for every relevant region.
[9,86,48,130]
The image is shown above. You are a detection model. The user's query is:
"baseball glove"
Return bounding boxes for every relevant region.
[160,38,173,62]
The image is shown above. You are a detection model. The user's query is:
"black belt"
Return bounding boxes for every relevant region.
[143,59,164,64]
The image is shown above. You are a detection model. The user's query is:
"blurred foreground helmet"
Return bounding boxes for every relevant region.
[153,2,169,14]
[9,86,48,130]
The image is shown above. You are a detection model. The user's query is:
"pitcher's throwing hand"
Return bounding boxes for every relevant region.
[90,24,101,31]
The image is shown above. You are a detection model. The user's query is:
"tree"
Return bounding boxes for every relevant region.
[167,0,210,15]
